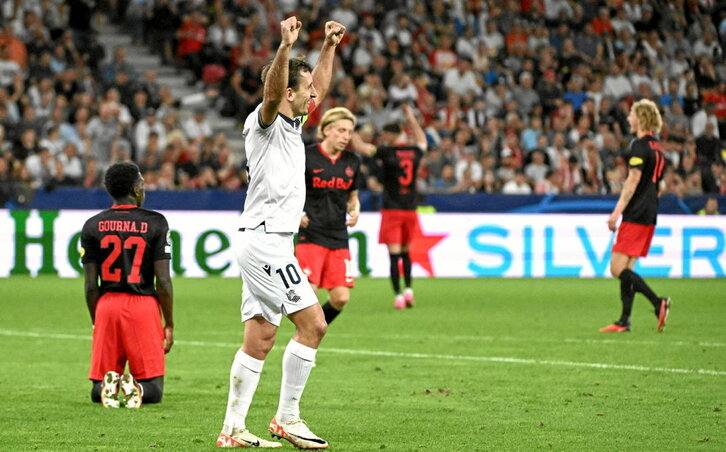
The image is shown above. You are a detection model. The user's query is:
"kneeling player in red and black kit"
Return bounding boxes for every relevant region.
[368,105,428,309]
[82,161,174,407]
[600,99,671,333]
[296,107,362,325]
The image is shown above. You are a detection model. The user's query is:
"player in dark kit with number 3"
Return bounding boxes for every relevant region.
[373,105,427,309]
[81,161,174,408]
[600,99,671,333]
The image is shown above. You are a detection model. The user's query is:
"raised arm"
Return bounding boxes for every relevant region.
[350,131,377,156]
[402,104,428,151]
[311,21,346,107]
[260,16,302,125]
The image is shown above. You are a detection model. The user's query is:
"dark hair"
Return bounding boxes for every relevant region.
[105,162,141,199]
[260,57,313,90]
[382,123,401,134]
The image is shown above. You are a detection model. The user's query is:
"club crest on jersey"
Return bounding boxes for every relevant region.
[263,264,271,276]
[345,166,354,177]
[286,289,301,303]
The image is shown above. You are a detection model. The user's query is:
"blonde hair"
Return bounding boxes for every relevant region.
[317,107,356,139]
[631,99,663,133]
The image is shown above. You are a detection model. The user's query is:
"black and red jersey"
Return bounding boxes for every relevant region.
[374,144,424,210]
[622,134,666,225]
[298,143,361,249]
[81,205,171,296]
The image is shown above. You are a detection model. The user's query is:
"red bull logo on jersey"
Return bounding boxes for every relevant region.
[312,176,353,190]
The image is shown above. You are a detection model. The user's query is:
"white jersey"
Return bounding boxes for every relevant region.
[239,104,307,233]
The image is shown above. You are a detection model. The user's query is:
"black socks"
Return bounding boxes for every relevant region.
[389,253,401,294]
[401,251,412,287]
[322,301,341,324]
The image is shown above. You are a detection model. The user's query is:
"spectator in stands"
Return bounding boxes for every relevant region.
[183,107,213,142]
[48,158,76,188]
[442,56,481,99]
[176,11,207,86]
[692,30,722,59]
[695,122,722,168]
[134,108,166,160]
[25,146,53,189]
[0,156,13,205]
[207,13,238,67]
[12,128,40,162]
[525,149,550,187]
[82,157,103,189]
[702,161,724,194]
[455,148,483,191]
[698,197,721,215]
[58,142,83,183]
[430,163,459,193]
[87,102,121,167]
[502,169,532,195]
[692,102,720,140]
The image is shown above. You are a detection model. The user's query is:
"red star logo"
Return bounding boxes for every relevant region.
[408,223,447,277]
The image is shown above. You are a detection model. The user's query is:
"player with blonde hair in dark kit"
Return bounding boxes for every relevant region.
[296,107,362,325]
[600,99,671,333]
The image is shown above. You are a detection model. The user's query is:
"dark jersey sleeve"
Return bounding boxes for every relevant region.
[81,218,99,265]
[627,139,648,172]
[152,215,172,261]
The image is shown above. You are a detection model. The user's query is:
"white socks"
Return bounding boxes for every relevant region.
[276,339,317,422]
[222,349,264,434]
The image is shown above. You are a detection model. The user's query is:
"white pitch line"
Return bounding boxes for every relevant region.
[330,332,726,348]
[1,329,724,377]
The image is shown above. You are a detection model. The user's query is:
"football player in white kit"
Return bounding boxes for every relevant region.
[216,17,345,450]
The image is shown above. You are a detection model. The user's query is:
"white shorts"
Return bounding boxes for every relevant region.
[234,225,318,326]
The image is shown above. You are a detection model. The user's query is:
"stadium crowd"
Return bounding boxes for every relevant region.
[0,0,724,207]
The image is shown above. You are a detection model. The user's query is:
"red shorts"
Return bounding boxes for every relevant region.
[296,243,354,289]
[612,221,656,257]
[378,209,419,245]
[88,292,165,381]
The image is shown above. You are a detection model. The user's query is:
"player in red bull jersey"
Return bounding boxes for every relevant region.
[600,99,671,333]
[296,107,362,325]
[81,161,174,408]
[371,105,428,309]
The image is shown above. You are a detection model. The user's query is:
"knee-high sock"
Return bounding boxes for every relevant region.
[276,339,317,422]
[322,301,341,324]
[618,277,635,325]
[389,253,401,294]
[222,350,264,433]
[620,269,660,309]
[401,251,412,288]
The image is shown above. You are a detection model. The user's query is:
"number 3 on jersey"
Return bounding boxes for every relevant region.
[101,235,146,283]
[398,159,414,187]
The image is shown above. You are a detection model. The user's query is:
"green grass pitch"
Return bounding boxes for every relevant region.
[0,276,724,450]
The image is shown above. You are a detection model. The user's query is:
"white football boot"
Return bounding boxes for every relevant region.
[269,417,329,449]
